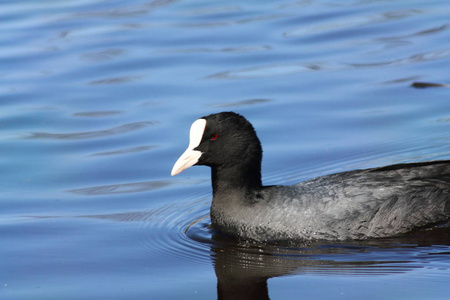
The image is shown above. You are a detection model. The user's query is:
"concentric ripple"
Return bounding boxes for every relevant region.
[133,193,215,267]
[80,171,450,277]
[121,187,450,277]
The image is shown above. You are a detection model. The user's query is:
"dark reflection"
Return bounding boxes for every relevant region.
[59,203,449,300]
[411,82,449,89]
[211,228,450,300]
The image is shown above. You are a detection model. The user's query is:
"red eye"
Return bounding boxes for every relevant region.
[210,134,218,140]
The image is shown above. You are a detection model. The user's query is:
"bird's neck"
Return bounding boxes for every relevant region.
[211,164,262,197]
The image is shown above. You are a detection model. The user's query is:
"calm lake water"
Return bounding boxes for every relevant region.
[1,0,450,299]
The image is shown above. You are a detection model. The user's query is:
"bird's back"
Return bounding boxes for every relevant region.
[224,160,450,242]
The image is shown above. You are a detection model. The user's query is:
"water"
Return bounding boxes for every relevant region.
[1,0,449,299]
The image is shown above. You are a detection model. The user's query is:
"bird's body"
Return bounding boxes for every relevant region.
[172,112,450,243]
[212,161,449,242]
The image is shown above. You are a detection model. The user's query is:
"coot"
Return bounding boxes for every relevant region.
[172,112,450,242]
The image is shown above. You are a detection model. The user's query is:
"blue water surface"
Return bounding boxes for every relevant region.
[1,0,450,299]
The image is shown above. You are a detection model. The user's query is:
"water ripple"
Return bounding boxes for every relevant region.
[212,98,272,108]
[207,63,323,79]
[178,5,241,16]
[88,75,142,85]
[68,180,171,195]
[89,145,156,157]
[85,194,450,275]
[81,49,127,62]
[347,47,450,68]
[158,45,272,55]
[174,13,284,28]
[69,0,177,19]
[283,9,422,38]
[133,196,214,266]
[377,23,450,43]
[73,110,124,117]
[208,46,450,80]
[28,121,154,140]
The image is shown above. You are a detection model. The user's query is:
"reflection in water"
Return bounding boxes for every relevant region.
[211,228,450,300]
[411,82,450,89]
[75,199,449,299]
[135,196,450,300]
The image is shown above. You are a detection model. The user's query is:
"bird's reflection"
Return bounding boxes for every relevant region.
[211,227,450,300]
[75,207,449,300]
